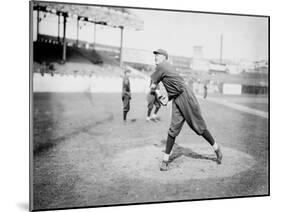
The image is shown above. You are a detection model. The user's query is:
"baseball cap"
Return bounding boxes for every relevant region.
[153,48,168,59]
[124,69,131,74]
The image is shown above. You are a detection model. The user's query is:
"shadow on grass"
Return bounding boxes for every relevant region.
[130,118,137,122]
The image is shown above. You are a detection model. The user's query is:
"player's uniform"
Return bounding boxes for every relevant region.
[122,75,131,117]
[203,83,208,99]
[151,61,207,137]
[146,83,161,113]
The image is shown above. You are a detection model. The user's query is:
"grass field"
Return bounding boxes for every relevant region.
[32,92,269,210]
[204,94,268,112]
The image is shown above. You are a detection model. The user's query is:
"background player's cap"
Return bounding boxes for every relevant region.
[124,69,131,74]
[153,49,168,59]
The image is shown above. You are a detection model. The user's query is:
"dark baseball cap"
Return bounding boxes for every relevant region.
[153,49,168,59]
[124,69,131,74]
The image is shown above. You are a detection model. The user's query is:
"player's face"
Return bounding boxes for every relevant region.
[125,72,130,77]
[155,54,166,65]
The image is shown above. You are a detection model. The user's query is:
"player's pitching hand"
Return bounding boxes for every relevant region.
[159,95,168,106]
[155,89,168,106]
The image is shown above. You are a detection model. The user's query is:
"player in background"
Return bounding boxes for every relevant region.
[122,69,131,123]
[203,82,208,99]
[146,82,161,122]
[150,49,223,171]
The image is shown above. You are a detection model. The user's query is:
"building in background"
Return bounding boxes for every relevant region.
[190,45,209,72]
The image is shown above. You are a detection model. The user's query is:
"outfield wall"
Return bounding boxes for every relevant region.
[34,73,266,95]
[33,73,150,93]
[33,73,238,94]
[223,84,242,95]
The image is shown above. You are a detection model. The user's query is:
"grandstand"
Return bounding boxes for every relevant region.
[32,1,143,63]
[32,2,146,79]
[33,38,148,78]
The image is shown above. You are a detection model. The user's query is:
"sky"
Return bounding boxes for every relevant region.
[129,9,268,61]
[34,7,268,62]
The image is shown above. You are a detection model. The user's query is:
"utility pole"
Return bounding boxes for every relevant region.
[62,14,67,63]
[37,9,40,40]
[119,26,124,67]
[93,23,96,49]
[76,16,80,46]
[57,13,60,43]
[220,34,223,64]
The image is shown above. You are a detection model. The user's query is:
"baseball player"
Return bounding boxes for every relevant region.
[203,82,208,99]
[150,49,223,171]
[122,69,131,122]
[146,82,161,121]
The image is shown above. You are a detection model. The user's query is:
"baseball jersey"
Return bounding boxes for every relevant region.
[150,61,185,100]
[122,76,131,98]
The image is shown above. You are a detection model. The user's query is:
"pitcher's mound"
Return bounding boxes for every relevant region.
[112,143,256,182]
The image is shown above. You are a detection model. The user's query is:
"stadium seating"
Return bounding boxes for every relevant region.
[33,40,145,78]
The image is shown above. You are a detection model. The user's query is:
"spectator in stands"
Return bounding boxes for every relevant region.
[122,69,131,123]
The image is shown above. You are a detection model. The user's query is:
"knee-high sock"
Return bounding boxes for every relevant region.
[202,129,215,146]
[165,134,175,155]
[123,111,127,121]
[154,106,160,115]
[147,107,153,117]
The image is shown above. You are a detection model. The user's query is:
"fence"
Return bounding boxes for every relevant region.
[33,73,150,93]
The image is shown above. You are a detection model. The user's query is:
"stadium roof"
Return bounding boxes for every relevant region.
[34,2,144,30]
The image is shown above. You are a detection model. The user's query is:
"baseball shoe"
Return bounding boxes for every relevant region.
[146,117,152,122]
[215,147,223,165]
[151,114,159,120]
[160,161,169,171]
